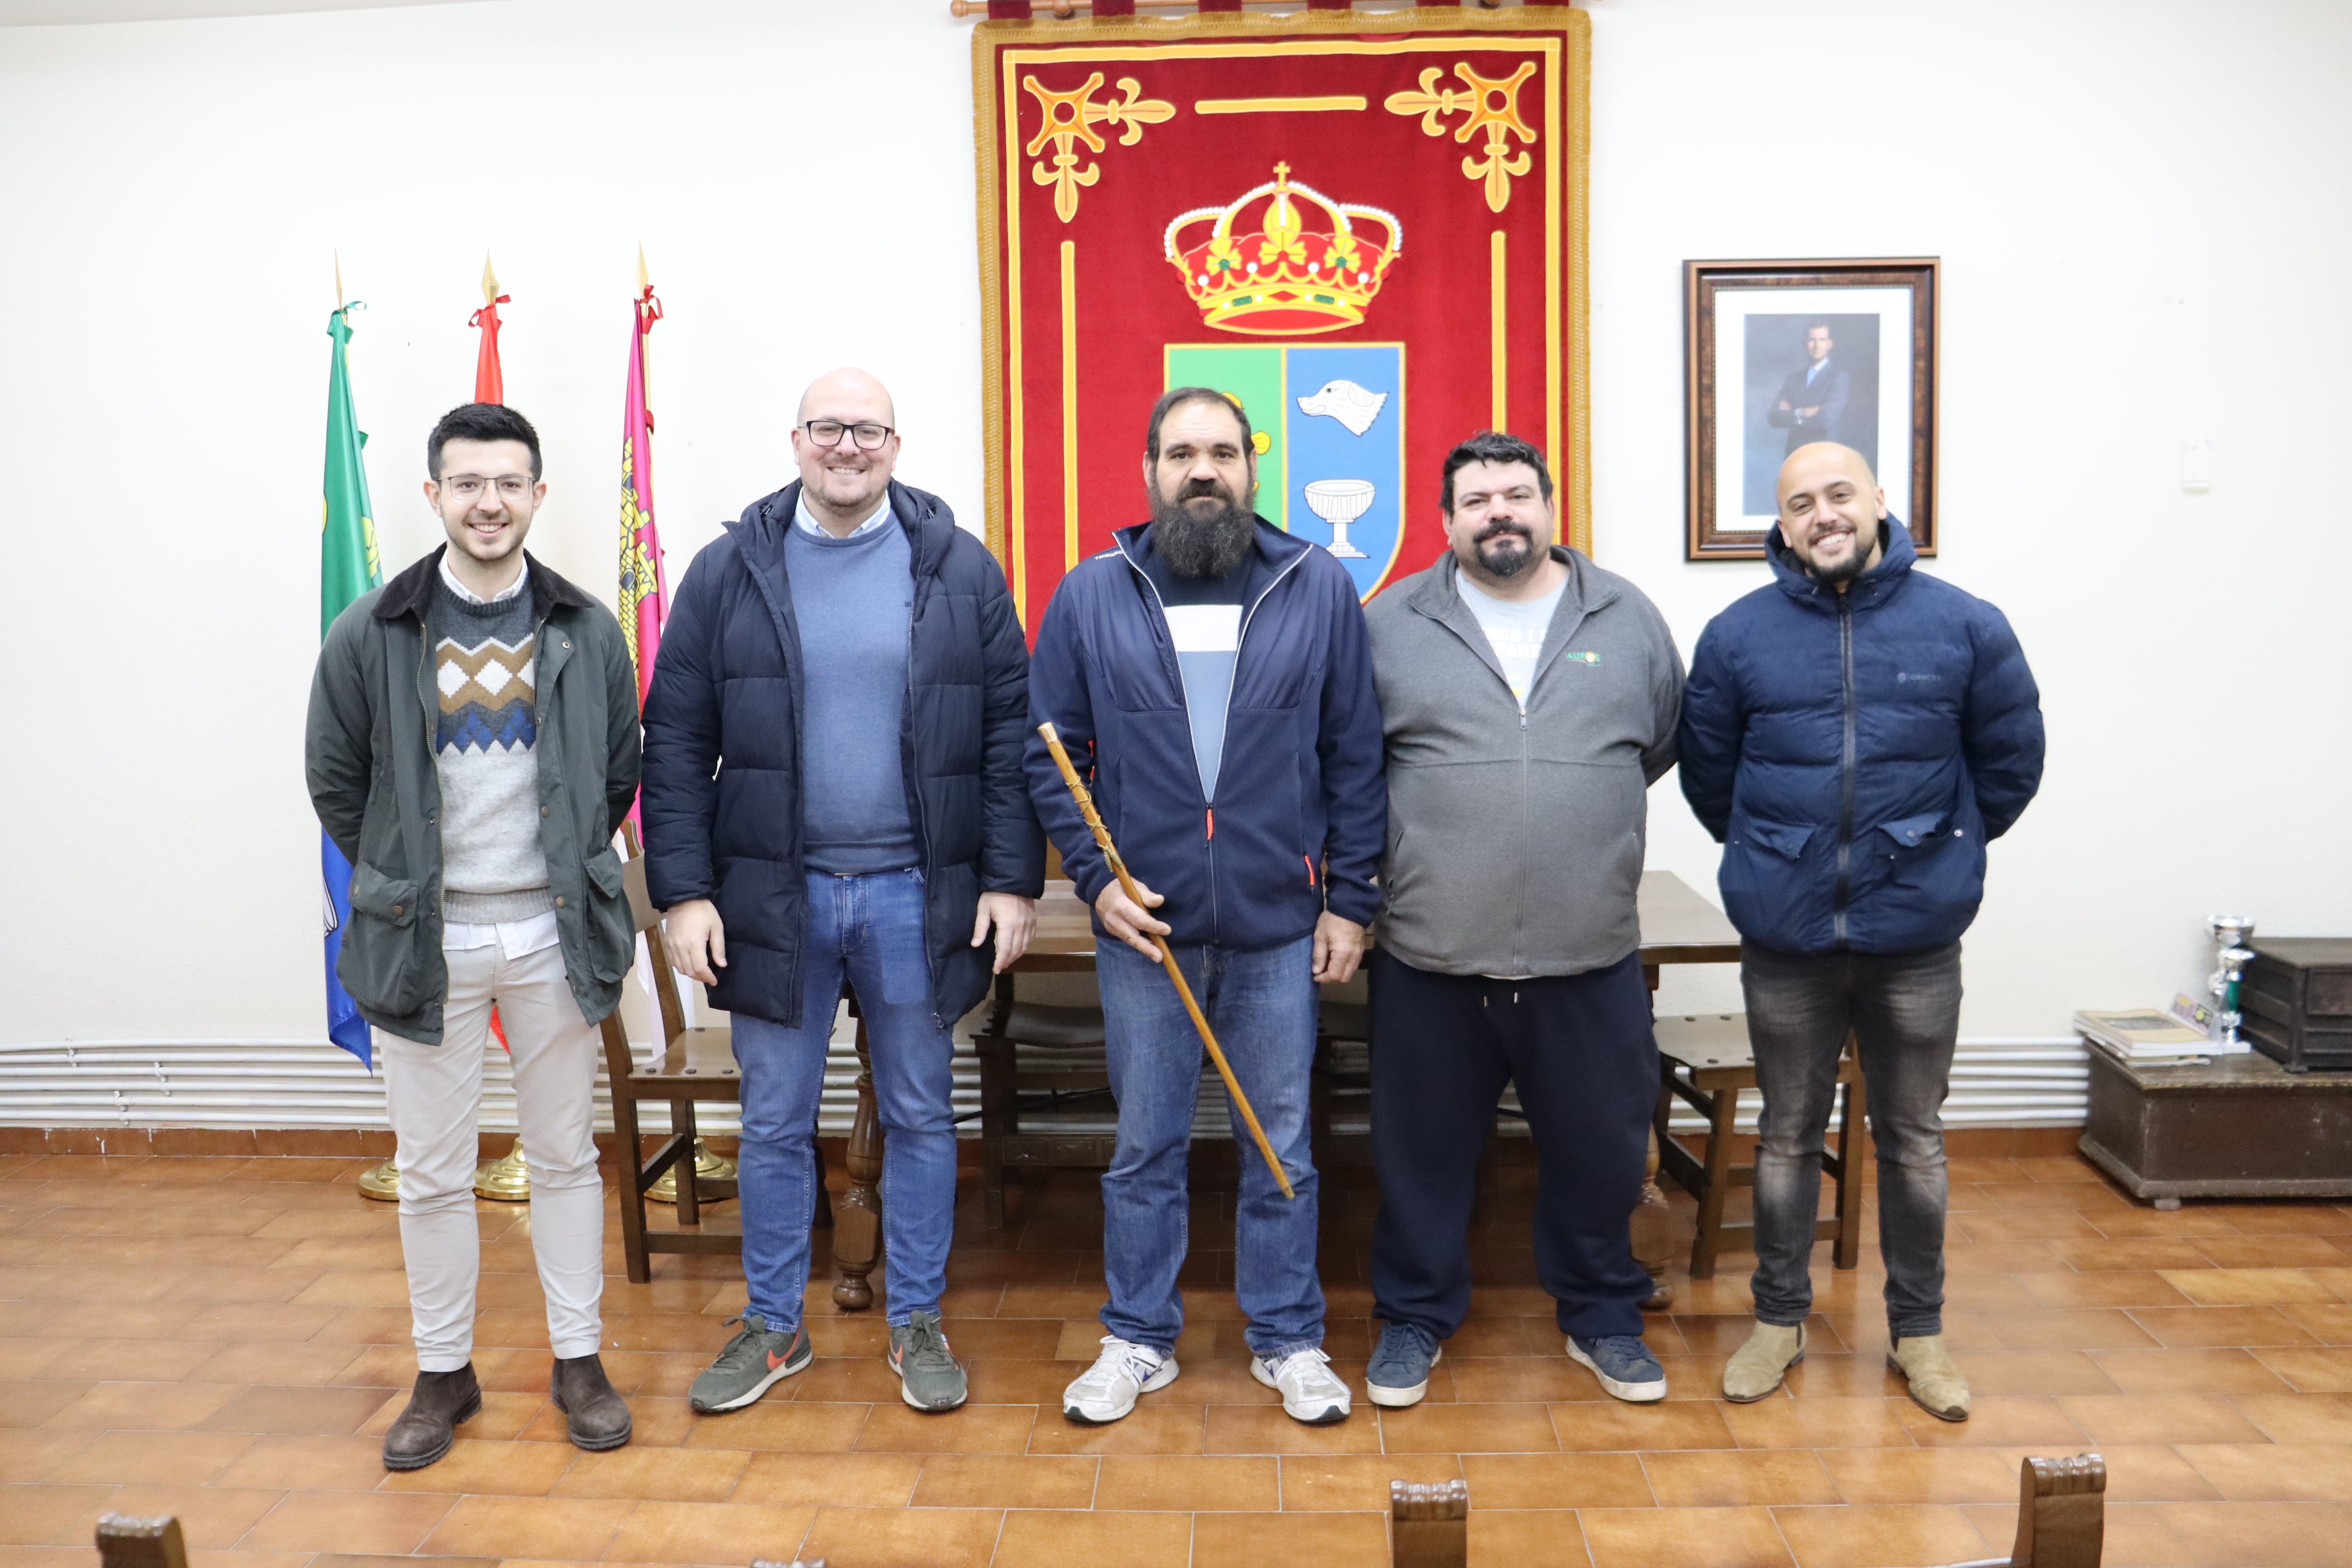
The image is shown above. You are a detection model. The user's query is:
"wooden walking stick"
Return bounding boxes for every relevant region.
[1037,722,1296,1200]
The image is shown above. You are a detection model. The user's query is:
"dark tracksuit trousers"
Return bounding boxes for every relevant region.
[1368,948,1660,1343]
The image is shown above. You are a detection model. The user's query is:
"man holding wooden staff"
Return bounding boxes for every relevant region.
[1026,387,1385,1426]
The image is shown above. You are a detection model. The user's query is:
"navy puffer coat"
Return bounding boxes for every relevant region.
[1677,519,2044,955]
[640,480,1044,1027]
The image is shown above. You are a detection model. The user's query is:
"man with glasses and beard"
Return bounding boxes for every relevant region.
[1026,388,1384,1427]
[1359,431,1685,1410]
[1680,442,2042,1422]
[644,368,1042,1419]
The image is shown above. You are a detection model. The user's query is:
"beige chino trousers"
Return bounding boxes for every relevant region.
[375,942,604,1371]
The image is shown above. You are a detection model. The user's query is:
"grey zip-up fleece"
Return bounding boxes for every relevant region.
[1365,546,1685,977]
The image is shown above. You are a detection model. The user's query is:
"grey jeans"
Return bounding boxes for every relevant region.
[1740,941,1963,1339]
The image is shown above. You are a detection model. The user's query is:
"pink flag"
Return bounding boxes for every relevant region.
[617,266,666,707]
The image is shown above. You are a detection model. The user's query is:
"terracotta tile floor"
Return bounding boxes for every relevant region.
[1,1149,2350,1567]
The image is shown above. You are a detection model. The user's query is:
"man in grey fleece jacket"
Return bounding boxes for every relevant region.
[1360,432,1685,1409]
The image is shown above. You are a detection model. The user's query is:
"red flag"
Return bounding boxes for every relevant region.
[618,250,667,710]
[470,255,508,403]
[467,253,514,1053]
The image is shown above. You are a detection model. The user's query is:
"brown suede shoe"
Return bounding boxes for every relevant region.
[551,1353,633,1451]
[382,1365,481,1471]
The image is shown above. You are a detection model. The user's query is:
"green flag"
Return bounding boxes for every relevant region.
[321,303,381,1064]
[322,305,380,636]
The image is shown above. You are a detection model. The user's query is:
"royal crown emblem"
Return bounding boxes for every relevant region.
[1164,163,1403,337]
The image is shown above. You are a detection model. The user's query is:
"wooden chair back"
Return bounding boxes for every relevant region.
[95,1516,187,1568]
[602,827,754,1282]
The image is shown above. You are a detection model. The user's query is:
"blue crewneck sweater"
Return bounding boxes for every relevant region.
[786,507,918,874]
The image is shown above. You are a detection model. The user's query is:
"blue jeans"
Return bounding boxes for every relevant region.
[731,869,957,1331]
[1095,933,1323,1360]
[1742,941,1964,1340]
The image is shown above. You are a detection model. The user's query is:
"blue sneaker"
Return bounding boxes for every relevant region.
[1366,1322,1442,1409]
[1567,1334,1667,1403]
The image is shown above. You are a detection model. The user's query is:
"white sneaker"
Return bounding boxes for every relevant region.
[1062,1336,1178,1425]
[1251,1346,1352,1425]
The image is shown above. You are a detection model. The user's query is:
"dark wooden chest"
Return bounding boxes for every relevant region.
[2081,1049,2352,1200]
[2242,937,2352,1073]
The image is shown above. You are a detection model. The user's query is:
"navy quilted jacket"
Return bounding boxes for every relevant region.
[1025,518,1385,952]
[640,480,1044,1027]
[1677,519,2044,955]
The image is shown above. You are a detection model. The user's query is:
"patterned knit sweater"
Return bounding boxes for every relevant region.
[427,576,553,923]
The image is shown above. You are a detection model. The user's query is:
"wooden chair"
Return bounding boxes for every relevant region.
[600,847,840,1286]
[1376,1456,2104,1568]
[972,974,1110,1228]
[1937,1454,2106,1568]
[972,982,1378,1226]
[95,1516,185,1568]
[1311,997,1370,1154]
[1390,1479,1466,1568]
[1653,1012,1866,1281]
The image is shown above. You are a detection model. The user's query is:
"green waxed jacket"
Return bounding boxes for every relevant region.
[305,547,643,1045]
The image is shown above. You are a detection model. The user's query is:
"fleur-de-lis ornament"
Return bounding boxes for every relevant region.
[1023,72,1176,222]
[1384,62,1539,213]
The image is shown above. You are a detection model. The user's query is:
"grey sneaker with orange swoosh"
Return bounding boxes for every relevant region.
[888,1309,969,1412]
[689,1313,812,1414]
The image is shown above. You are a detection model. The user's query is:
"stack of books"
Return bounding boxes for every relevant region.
[2074,1008,2212,1065]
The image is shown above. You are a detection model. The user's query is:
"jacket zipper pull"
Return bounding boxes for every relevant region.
[1205,807,1215,841]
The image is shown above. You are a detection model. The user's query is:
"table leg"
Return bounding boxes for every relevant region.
[1633,1129,1675,1310]
[831,1007,882,1311]
[1689,1080,1738,1281]
[1631,962,1675,1308]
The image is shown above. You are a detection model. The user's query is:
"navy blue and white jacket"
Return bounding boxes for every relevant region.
[1677,519,2045,956]
[1025,518,1386,952]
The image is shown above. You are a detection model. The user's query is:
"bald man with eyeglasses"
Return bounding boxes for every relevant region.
[643,369,1044,1418]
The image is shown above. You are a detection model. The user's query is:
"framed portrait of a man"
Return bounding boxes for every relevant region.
[1684,258,1939,559]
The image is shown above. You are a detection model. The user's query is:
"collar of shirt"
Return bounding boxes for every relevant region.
[796,491,895,539]
[438,550,529,605]
[1806,356,1830,384]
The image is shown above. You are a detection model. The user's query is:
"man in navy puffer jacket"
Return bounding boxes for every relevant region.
[1678,442,2043,1423]
[644,370,1043,1420]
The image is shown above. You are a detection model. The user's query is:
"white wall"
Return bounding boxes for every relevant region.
[3,0,2347,1051]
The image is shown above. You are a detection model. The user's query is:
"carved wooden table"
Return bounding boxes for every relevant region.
[828,872,1742,1311]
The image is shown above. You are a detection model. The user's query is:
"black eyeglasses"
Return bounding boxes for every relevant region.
[801,420,895,451]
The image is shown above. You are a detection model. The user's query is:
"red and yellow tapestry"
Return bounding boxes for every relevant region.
[974,6,1590,633]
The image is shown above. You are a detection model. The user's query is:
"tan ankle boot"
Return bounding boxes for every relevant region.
[1721,1321,1805,1402]
[1889,1334,1971,1421]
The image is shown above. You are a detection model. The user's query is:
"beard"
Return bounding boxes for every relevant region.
[1471,519,1540,579]
[1151,478,1257,579]
[1805,521,1876,586]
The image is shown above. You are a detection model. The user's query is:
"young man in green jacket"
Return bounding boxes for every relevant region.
[306,404,641,1471]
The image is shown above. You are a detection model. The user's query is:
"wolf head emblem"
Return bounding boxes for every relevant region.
[1295,379,1388,437]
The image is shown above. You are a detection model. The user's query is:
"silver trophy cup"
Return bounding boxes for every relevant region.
[2206,914,2257,1050]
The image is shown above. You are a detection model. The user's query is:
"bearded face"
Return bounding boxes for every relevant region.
[1151,471,1257,580]
[1470,515,1538,579]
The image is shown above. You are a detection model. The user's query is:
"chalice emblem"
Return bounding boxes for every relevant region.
[1303,478,1375,559]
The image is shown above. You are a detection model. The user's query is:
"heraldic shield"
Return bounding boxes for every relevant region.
[974,8,1591,633]
[1166,342,1405,602]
